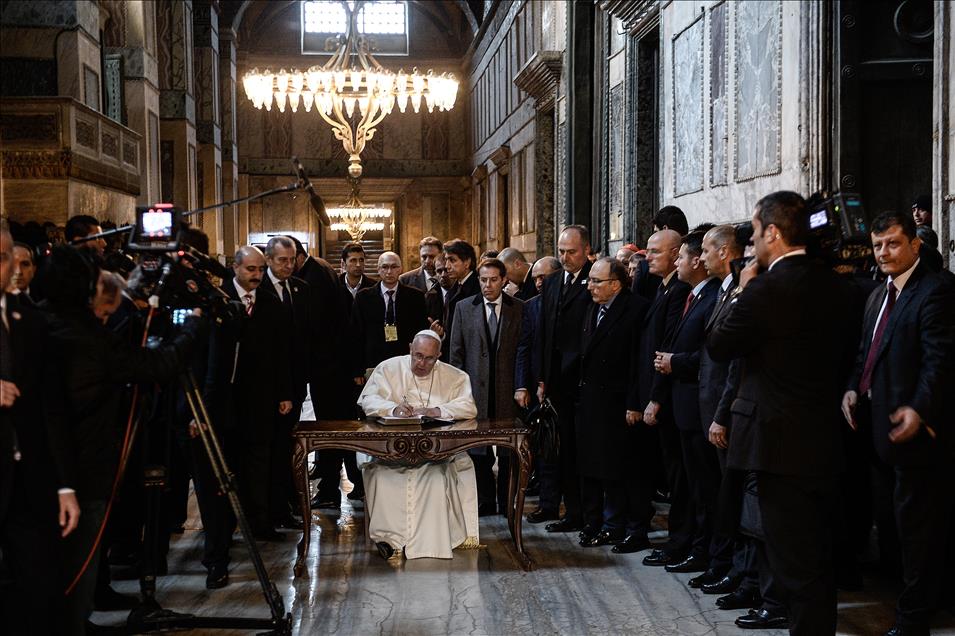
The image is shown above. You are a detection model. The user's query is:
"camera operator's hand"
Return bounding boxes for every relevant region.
[841,390,858,431]
[59,492,80,537]
[189,308,202,318]
[0,380,20,408]
[644,401,661,426]
[278,400,292,415]
[738,259,761,290]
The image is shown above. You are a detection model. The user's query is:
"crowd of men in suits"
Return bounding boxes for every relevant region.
[2,187,954,636]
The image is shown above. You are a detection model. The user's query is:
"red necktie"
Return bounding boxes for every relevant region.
[243,293,255,316]
[859,282,897,394]
[682,293,695,319]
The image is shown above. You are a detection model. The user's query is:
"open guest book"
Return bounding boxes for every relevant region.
[376,416,456,428]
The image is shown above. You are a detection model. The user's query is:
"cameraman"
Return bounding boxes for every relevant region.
[41,244,201,635]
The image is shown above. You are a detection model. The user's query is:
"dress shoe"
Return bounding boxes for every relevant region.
[701,575,740,595]
[688,569,725,588]
[665,554,709,573]
[884,626,930,636]
[716,588,762,610]
[580,530,623,548]
[376,541,395,560]
[478,502,498,517]
[611,534,651,554]
[310,493,341,509]
[642,549,676,566]
[735,608,788,630]
[274,515,303,530]
[526,508,559,523]
[205,565,229,590]
[545,517,583,533]
[252,528,284,542]
[94,585,139,611]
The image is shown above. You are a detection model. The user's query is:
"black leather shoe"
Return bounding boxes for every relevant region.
[310,493,341,509]
[716,588,762,610]
[642,549,676,566]
[205,565,229,590]
[94,585,139,611]
[701,575,739,595]
[611,534,651,554]
[580,530,623,547]
[545,518,583,533]
[884,626,930,636]
[688,569,725,588]
[376,541,395,560]
[478,502,497,517]
[735,608,788,630]
[665,554,709,573]
[526,508,559,523]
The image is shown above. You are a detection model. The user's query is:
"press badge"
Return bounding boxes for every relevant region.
[384,324,398,342]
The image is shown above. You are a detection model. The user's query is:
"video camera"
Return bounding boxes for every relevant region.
[126,203,242,322]
[807,192,874,267]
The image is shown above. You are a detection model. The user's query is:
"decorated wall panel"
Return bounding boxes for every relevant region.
[671,15,704,196]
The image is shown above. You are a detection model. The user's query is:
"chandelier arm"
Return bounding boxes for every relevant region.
[329,96,357,155]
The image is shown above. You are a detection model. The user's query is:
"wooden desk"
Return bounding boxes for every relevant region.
[291,419,534,576]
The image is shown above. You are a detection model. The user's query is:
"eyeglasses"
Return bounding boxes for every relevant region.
[587,277,617,285]
[411,352,438,364]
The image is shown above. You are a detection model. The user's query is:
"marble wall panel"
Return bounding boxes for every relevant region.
[671,15,704,196]
[734,0,782,182]
[709,1,729,186]
[609,83,624,217]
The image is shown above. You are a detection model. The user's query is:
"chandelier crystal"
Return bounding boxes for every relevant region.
[241,1,458,179]
[327,177,392,242]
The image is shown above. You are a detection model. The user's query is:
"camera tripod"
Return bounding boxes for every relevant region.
[125,370,291,635]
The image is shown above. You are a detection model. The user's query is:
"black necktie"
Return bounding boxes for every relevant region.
[0,305,12,381]
[281,280,291,307]
[386,289,396,324]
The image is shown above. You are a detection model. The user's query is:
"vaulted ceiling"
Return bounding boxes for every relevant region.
[219,0,483,60]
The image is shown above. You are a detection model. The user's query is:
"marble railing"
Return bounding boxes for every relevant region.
[0,96,142,195]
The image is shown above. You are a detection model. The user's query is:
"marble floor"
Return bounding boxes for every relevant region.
[92,480,955,636]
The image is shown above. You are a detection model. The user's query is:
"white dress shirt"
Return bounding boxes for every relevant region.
[768,248,807,271]
[871,258,920,341]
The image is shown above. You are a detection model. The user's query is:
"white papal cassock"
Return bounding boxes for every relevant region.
[357,355,480,559]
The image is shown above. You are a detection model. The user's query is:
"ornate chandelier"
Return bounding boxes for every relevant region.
[327,178,392,241]
[241,1,458,179]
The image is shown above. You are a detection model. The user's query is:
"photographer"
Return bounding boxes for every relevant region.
[41,244,201,635]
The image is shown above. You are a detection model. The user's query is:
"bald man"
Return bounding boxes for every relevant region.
[350,251,431,382]
[214,246,293,541]
[633,229,694,568]
[499,247,536,300]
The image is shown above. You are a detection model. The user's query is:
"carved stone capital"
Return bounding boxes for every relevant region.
[488,145,511,169]
[514,51,562,112]
[471,164,488,182]
[598,0,661,37]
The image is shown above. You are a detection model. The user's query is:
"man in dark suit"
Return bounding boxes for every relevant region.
[424,253,453,324]
[449,258,523,515]
[339,242,376,298]
[537,225,594,532]
[636,229,692,566]
[398,236,442,293]
[10,241,36,303]
[439,239,480,359]
[514,257,561,521]
[576,257,651,550]
[221,246,293,540]
[260,237,313,528]
[351,252,430,378]
[652,231,721,574]
[498,247,537,301]
[842,211,955,636]
[0,222,78,633]
[708,191,854,634]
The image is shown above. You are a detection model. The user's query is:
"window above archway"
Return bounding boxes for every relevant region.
[302,0,409,56]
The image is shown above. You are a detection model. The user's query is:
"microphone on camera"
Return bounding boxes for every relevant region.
[292,156,330,227]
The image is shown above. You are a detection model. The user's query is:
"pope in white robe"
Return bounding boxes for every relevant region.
[357,330,480,559]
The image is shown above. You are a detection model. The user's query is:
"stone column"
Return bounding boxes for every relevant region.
[219,27,239,256]
[193,0,222,254]
[514,52,562,256]
[156,0,198,212]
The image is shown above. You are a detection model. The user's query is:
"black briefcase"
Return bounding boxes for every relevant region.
[523,398,559,464]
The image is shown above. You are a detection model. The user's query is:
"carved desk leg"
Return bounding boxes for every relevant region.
[293,438,310,577]
[511,433,534,570]
[506,442,517,537]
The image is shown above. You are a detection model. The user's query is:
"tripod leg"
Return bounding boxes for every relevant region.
[180,373,289,625]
